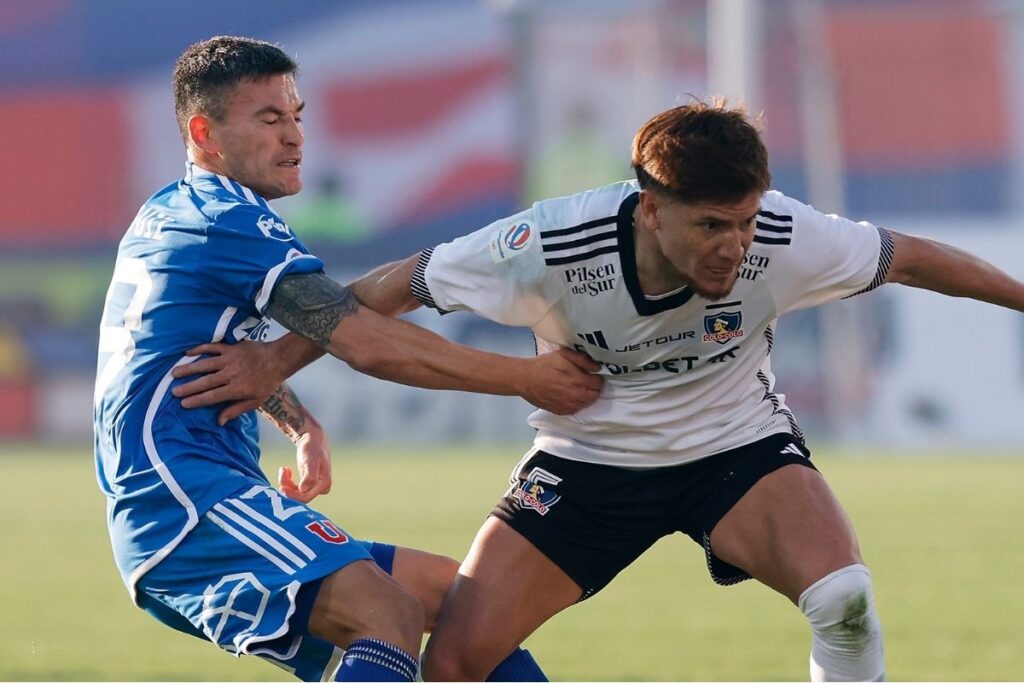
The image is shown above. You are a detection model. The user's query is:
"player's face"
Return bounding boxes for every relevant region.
[644,190,761,300]
[208,74,304,200]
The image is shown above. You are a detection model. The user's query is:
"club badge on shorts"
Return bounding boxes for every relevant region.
[512,467,562,515]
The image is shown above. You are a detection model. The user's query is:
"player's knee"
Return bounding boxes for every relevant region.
[310,567,425,652]
[421,554,459,632]
[387,585,426,645]
[799,563,878,641]
[422,649,482,682]
[422,630,502,681]
[799,563,884,681]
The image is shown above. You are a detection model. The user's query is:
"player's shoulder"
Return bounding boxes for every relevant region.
[531,180,637,269]
[758,188,879,248]
[759,189,804,212]
[183,173,295,243]
[212,201,296,243]
[533,180,638,229]
[752,190,804,250]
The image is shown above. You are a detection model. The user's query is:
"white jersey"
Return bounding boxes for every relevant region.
[413,181,893,467]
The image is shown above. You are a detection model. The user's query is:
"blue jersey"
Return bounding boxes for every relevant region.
[94,162,324,600]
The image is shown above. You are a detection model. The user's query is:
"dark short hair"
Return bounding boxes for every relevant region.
[631,98,771,203]
[172,35,298,145]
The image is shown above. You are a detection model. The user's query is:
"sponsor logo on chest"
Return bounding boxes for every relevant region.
[564,262,617,297]
[572,327,740,375]
[738,252,771,282]
[256,215,293,241]
[568,299,750,375]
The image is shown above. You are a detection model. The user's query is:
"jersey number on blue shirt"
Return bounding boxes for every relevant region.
[96,257,154,401]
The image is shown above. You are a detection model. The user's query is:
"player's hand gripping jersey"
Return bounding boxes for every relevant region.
[93,163,324,597]
[413,181,893,467]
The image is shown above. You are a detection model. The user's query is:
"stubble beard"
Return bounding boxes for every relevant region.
[689,272,739,301]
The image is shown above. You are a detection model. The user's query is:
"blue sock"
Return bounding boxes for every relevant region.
[486,647,548,682]
[334,638,419,681]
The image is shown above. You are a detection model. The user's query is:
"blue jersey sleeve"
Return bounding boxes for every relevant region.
[201,204,325,315]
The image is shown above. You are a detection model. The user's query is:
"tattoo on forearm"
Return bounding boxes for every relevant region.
[267,273,361,345]
[258,383,307,444]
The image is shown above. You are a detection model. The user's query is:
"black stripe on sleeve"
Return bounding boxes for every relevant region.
[755,221,793,234]
[758,209,793,222]
[539,216,617,239]
[752,235,792,245]
[410,247,451,313]
[544,244,620,266]
[844,227,896,298]
[540,229,618,253]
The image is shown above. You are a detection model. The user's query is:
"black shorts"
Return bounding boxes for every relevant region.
[492,433,816,599]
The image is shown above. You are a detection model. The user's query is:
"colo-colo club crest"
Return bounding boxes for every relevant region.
[703,308,744,344]
[512,467,562,515]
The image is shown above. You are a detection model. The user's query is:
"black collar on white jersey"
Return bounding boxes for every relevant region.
[617,192,697,316]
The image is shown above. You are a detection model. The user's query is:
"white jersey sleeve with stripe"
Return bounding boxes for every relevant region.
[415,182,893,467]
[412,208,558,327]
[759,190,893,314]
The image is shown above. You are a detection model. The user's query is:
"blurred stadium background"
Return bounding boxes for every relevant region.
[4,0,1024,448]
[2,0,1023,680]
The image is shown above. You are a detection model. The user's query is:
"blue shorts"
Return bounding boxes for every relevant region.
[135,483,396,681]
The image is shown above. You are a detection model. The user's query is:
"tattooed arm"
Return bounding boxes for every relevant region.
[258,382,310,443]
[268,273,361,345]
[258,381,332,503]
[172,270,603,417]
[264,272,602,413]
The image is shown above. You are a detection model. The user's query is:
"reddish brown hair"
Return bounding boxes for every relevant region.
[631,98,771,203]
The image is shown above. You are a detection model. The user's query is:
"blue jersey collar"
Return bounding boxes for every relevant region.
[183,161,271,210]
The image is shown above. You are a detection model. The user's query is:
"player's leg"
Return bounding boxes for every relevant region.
[422,517,582,681]
[389,546,459,632]
[424,450,668,681]
[385,543,547,680]
[707,438,884,681]
[135,483,424,681]
[245,542,452,680]
[309,558,424,681]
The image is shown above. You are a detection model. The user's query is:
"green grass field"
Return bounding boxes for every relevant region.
[2,442,1022,681]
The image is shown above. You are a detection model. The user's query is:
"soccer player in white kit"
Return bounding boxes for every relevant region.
[176,100,1024,681]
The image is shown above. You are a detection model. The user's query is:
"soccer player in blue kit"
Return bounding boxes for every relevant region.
[93,36,601,681]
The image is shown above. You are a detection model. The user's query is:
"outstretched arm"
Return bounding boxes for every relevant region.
[173,255,602,420]
[265,271,601,408]
[886,231,1024,311]
[174,254,424,397]
[257,381,332,503]
[171,255,426,415]
[346,253,423,316]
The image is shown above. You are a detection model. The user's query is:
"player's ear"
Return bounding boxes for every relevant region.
[637,190,661,232]
[188,114,218,153]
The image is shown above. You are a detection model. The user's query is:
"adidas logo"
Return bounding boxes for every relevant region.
[577,330,609,349]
